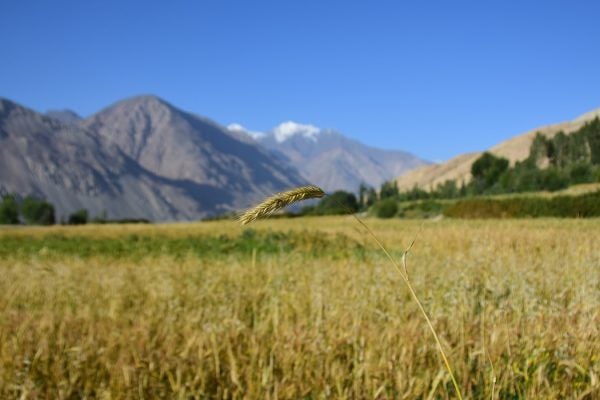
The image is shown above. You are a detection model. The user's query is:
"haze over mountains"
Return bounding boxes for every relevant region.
[0,95,425,221]
[228,122,427,192]
[395,107,600,191]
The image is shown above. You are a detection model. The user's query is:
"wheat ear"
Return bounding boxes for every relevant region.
[238,185,325,225]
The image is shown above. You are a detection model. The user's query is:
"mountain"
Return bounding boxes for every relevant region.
[81,95,305,208]
[229,121,428,192]
[0,98,207,221]
[0,96,305,221]
[396,107,600,191]
[45,109,82,124]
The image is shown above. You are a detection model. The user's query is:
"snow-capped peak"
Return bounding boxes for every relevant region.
[273,121,321,143]
[227,123,266,139]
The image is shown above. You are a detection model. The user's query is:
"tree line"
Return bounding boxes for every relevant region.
[399,117,600,200]
[298,117,600,218]
[360,117,599,202]
[0,195,92,225]
[0,196,152,225]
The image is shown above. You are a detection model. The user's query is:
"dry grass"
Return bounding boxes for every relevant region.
[242,187,463,397]
[0,218,599,399]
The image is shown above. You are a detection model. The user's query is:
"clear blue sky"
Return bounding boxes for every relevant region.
[1,1,599,161]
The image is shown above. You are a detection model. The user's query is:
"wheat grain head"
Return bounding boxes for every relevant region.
[238,185,325,225]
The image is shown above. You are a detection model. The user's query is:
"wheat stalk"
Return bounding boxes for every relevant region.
[238,185,325,225]
[335,203,464,400]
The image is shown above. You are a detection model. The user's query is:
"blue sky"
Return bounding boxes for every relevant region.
[1,1,599,161]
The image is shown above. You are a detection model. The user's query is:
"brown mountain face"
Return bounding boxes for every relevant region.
[396,108,600,191]
[0,96,305,221]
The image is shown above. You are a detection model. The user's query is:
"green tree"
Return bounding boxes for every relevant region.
[582,117,600,164]
[358,183,373,210]
[21,197,55,225]
[529,132,552,165]
[470,152,509,192]
[540,167,569,191]
[309,191,359,215]
[568,162,593,184]
[551,132,570,167]
[434,180,458,199]
[365,187,377,207]
[400,185,430,201]
[68,208,88,225]
[0,194,19,225]
[379,180,399,200]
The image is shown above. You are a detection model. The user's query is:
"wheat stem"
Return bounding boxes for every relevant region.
[347,211,464,400]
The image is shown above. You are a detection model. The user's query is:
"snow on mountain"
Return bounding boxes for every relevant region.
[227,123,266,140]
[230,120,429,192]
[272,121,321,143]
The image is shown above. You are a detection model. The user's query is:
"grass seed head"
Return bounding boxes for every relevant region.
[238,185,325,225]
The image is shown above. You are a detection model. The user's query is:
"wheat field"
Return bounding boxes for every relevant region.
[0,217,599,399]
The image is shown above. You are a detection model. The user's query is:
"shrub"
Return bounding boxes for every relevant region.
[444,190,600,218]
[402,200,446,218]
[306,191,358,215]
[373,198,398,218]
[68,209,88,225]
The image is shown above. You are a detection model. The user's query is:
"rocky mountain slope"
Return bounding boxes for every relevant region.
[396,108,600,191]
[81,96,305,209]
[229,121,428,192]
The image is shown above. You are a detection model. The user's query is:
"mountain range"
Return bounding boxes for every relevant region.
[395,107,600,191]
[0,95,424,221]
[0,96,305,221]
[228,122,427,192]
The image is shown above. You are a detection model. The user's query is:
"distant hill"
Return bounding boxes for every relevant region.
[396,107,600,191]
[229,121,428,193]
[0,96,305,221]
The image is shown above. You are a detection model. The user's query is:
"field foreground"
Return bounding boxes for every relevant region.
[0,217,599,399]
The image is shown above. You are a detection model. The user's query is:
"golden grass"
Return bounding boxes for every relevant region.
[243,187,463,397]
[1,218,599,399]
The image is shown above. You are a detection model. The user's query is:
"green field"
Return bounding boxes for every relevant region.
[1,217,599,399]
